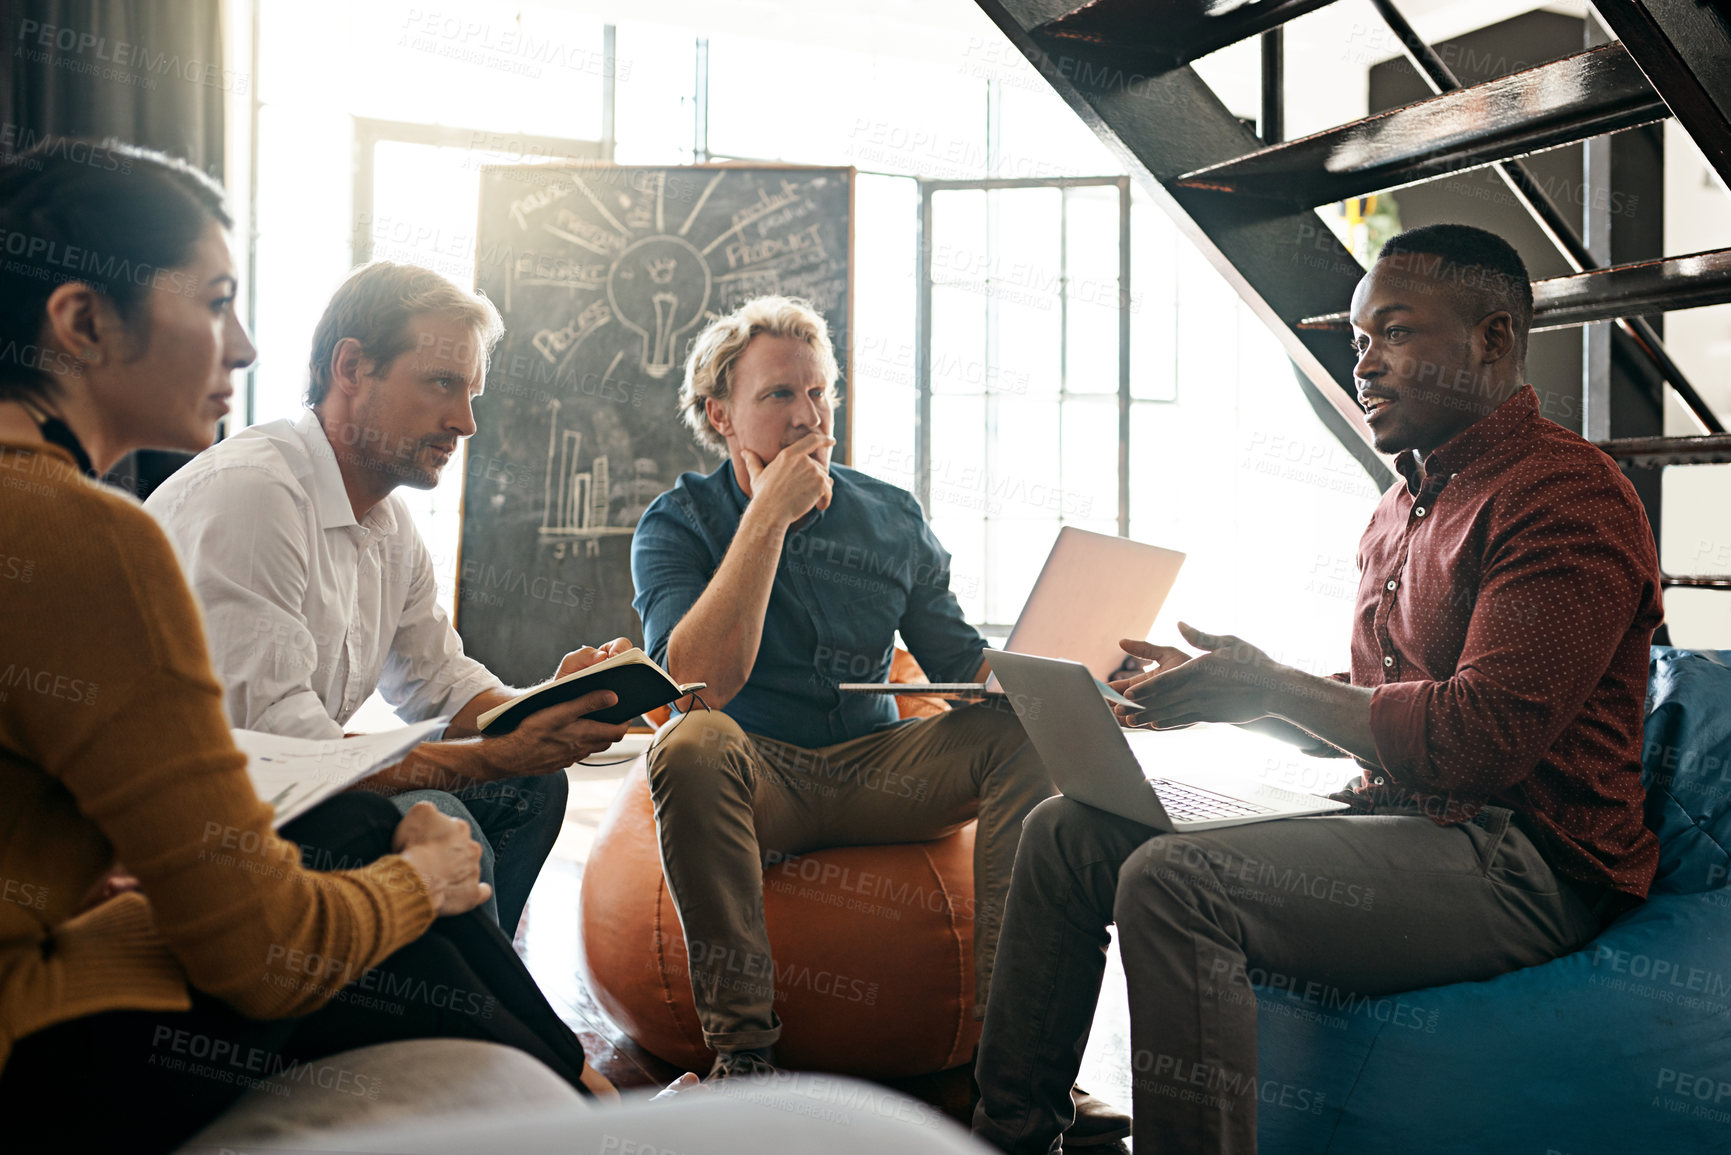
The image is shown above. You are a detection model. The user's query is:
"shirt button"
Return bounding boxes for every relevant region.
[1383,655,1394,667]
[1373,776,1386,786]
[1385,579,1398,591]
[1413,506,1427,517]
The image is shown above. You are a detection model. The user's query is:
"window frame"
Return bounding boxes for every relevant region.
[914,175,1137,632]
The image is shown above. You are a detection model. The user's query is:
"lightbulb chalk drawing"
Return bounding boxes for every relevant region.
[523,169,836,381]
[607,235,711,379]
[510,167,842,553]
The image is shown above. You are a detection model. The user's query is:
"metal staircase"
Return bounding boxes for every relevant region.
[970,0,1731,600]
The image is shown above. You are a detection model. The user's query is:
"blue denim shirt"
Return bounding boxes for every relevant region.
[631,460,986,749]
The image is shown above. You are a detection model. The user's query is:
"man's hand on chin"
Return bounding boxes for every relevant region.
[1111,622,1286,729]
[739,431,835,524]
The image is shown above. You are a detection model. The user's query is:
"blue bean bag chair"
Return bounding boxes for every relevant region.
[1255,647,1731,1153]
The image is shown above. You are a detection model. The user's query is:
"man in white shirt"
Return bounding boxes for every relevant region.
[148,261,630,933]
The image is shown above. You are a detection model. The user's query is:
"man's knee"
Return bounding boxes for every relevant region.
[954,698,1033,748]
[646,710,751,788]
[953,703,1051,781]
[450,769,566,823]
[1114,834,1214,922]
[529,766,569,816]
[393,787,464,821]
[1019,795,1125,862]
[394,789,489,847]
[1022,794,1075,837]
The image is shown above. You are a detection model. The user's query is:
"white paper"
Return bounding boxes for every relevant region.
[234,720,448,828]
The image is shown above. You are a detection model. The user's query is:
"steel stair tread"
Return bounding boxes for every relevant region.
[1032,0,1336,71]
[1175,45,1665,205]
[1295,246,1731,333]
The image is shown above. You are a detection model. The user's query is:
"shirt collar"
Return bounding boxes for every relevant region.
[1394,384,1538,493]
[293,410,398,535]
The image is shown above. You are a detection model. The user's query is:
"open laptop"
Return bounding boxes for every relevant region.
[841,527,1186,699]
[988,650,1349,830]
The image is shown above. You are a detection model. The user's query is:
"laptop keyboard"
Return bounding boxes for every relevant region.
[1148,779,1277,822]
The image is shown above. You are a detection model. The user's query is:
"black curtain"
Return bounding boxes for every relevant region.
[0,0,228,499]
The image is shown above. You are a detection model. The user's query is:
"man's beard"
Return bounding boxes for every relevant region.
[395,439,452,489]
[350,393,450,491]
[359,437,449,491]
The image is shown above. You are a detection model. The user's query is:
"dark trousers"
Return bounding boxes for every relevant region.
[393,767,570,934]
[0,793,590,1155]
[972,797,1604,1155]
[457,769,568,934]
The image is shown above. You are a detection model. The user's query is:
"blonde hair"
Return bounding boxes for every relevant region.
[307,261,505,407]
[678,296,840,456]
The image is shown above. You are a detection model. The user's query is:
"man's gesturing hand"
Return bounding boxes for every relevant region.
[1110,638,1196,695]
[1112,622,1285,730]
[497,688,631,775]
[740,431,835,526]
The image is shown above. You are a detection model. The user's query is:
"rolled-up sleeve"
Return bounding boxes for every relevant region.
[896,505,986,684]
[379,530,504,723]
[151,466,344,740]
[631,495,714,668]
[1369,465,1654,794]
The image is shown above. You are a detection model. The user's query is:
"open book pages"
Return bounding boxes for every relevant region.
[235,719,448,828]
[475,647,703,734]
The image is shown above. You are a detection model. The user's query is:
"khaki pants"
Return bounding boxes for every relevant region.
[645,703,1056,1051]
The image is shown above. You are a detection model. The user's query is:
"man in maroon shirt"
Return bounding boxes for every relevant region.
[972,224,1663,1155]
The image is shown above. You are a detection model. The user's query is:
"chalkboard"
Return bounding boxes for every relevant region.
[456,164,854,687]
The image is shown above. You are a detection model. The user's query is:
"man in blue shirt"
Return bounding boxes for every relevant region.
[631,297,1082,1102]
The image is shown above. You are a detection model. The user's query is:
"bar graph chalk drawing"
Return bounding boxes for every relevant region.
[458,165,854,685]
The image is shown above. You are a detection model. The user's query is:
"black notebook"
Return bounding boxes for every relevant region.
[476,648,704,734]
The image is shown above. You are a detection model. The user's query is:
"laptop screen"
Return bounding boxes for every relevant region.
[996,527,1186,683]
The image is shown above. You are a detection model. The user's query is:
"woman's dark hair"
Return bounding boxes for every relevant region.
[0,138,231,404]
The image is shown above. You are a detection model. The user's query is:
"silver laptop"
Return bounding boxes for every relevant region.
[841,527,1186,699]
[988,650,1349,830]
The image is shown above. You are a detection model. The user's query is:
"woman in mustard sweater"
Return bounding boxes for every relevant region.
[0,142,615,1151]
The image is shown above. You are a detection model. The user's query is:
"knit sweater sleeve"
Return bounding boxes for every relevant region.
[32,485,436,1018]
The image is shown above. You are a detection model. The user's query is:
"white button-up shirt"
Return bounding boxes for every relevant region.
[146,411,503,740]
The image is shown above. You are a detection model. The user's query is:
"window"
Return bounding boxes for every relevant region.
[249,0,1380,677]
[918,179,1132,628]
[255,0,608,612]
[253,0,610,427]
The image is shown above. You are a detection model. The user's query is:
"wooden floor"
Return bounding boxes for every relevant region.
[510,759,1138,1145]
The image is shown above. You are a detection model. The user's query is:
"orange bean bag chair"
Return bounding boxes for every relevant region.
[581,650,981,1078]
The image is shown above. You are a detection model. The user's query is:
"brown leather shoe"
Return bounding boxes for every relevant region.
[1067,1085,1131,1146]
